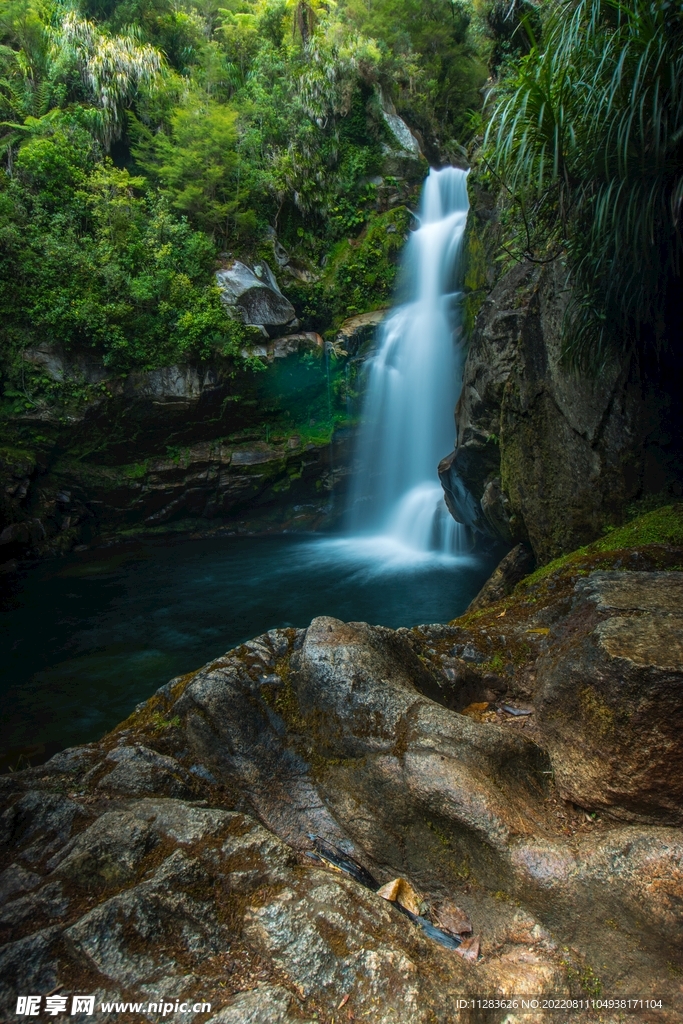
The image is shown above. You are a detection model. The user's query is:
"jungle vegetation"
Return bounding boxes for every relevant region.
[2,0,679,408]
[0,0,491,408]
[485,0,683,369]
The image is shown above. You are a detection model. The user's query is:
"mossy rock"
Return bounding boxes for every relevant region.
[520,503,683,590]
[322,207,412,326]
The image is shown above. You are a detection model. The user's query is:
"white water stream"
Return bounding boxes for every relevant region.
[347,166,470,558]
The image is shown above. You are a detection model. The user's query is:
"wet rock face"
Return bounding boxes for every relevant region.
[536,571,683,823]
[440,259,677,562]
[0,335,359,562]
[1,564,682,1021]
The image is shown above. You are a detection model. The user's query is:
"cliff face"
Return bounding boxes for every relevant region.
[0,320,381,567]
[440,241,683,564]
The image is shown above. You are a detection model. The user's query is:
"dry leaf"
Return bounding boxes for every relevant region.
[497,609,506,617]
[434,901,472,937]
[376,877,421,916]
[461,702,490,718]
[455,935,480,961]
[337,994,350,1009]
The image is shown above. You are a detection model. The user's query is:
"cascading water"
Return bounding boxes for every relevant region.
[348,165,469,557]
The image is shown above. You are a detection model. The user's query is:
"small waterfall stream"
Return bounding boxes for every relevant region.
[348,166,469,556]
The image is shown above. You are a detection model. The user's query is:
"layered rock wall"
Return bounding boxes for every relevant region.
[0,323,377,566]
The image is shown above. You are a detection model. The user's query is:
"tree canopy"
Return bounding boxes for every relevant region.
[5,0,677,398]
[0,0,489,406]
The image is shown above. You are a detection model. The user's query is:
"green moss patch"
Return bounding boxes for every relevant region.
[443,504,683,696]
[322,207,412,326]
[520,503,683,589]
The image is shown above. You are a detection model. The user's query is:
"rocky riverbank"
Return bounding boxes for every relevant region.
[1,505,681,1023]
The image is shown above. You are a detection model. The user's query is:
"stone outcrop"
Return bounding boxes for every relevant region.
[242,332,323,362]
[378,91,426,178]
[336,310,387,355]
[216,260,298,336]
[0,432,353,564]
[441,252,683,564]
[465,543,535,613]
[0,333,365,564]
[1,511,682,1021]
[535,571,683,823]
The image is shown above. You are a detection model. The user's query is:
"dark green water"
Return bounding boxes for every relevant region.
[0,533,494,766]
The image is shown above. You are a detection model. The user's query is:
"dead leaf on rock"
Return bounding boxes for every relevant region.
[376,877,421,916]
[461,702,499,723]
[434,901,472,937]
[455,934,480,961]
[337,993,350,1009]
[461,702,490,719]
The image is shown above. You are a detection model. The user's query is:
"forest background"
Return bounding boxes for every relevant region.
[0,0,680,413]
[0,0,494,404]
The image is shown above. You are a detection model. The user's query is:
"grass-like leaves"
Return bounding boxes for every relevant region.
[485,0,683,370]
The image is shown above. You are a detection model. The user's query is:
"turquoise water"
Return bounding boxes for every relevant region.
[0,533,494,766]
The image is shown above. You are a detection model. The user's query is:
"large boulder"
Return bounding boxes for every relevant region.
[216,260,298,335]
[535,571,683,823]
[377,91,426,178]
[163,592,682,1005]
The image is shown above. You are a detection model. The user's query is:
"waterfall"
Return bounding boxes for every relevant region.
[347,166,469,556]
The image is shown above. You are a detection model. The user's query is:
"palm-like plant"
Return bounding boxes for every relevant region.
[485,0,683,369]
[58,13,163,146]
[286,0,333,47]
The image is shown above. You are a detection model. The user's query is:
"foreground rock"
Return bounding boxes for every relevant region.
[536,571,683,822]
[1,509,682,1021]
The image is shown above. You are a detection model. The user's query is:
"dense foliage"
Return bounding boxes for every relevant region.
[0,0,490,409]
[4,0,678,395]
[485,0,683,369]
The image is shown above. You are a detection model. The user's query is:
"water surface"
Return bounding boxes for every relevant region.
[1,533,494,764]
